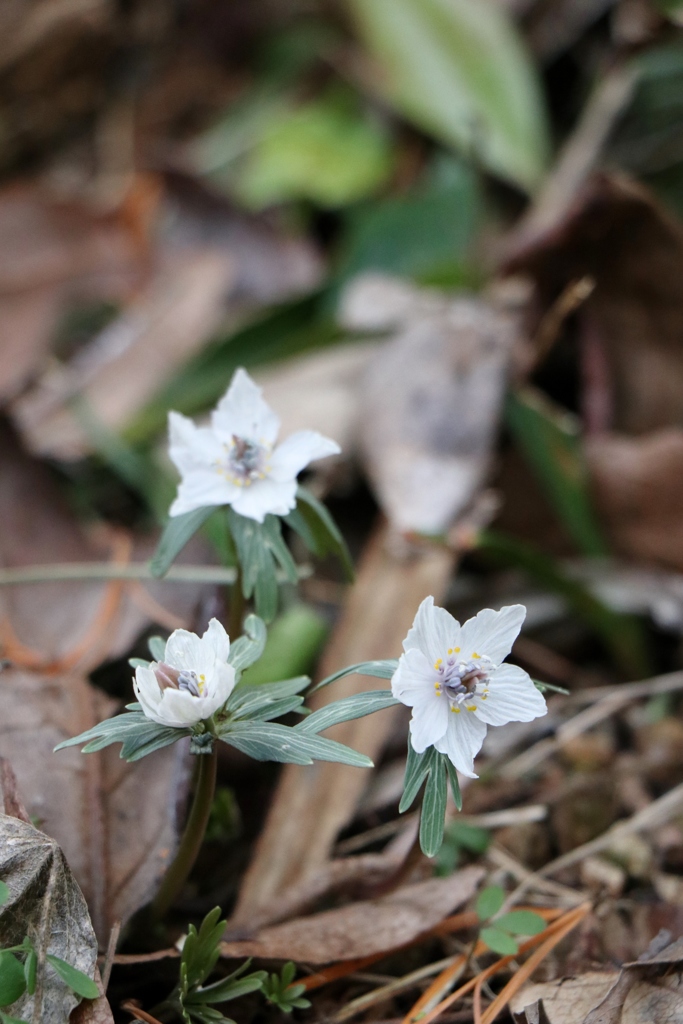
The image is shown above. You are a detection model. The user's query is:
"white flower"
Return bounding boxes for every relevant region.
[134,619,235,728]
[168,368,340,523]
[391,598,547,778]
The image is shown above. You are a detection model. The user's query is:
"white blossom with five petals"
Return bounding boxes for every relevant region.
[391,598,547,778]
[168,368,340,523]
[134,619,235,728]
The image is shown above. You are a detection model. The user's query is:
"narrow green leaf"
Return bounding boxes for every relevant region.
[419,755,447,856]
[347,0,549,191]
[479,926,519,956]
[151,506,215,578]
[228,676,310,715]
[297,690,399,734]
[288,487,354,579]
[506,388,607,557]
[495,911,546,936]
[399,741,435,813]
[0,882,8,907]
[476,885,506,921]
[0,952,26,1007]
[443,754,463,810]
[45,956,100,1000]
[219,721,373,767]
[227,615,267,674]
[148,636,166,662]
[189,974,266,1004]
[23,952,36,997]
[0,1012,31,1024]
[311,659,398,693]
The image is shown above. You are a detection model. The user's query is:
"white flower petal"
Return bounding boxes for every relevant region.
[458,605,526,665]
[230,478,297,522]
[402,596,461,664]
[168,411,224,473]
[208,661,236,709]
[269,431,340,482]
[203,618,230,663]
[169,471,241,517]
[475,664,547,726]
[434,711,487,778]
[134,666,165,723]
[212,368,280,445]
[391,648,436,706]
[164,629,208,673]
[158,688,208,726]
[409,692,450,752]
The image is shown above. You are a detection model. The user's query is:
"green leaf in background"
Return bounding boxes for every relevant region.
[150,506,216,578]
[347,0,549,191]
[45,955,99,1000]
[22,953,35,998]
[234,89,394,209]
[506,388,608,557]
[239,605,328,686]
[286,486,354,580]
[334,156,481,288]
[479,926,519,956]
[419,755,448,856]
[495,910,546,936]
[475,884,506,920]
[0,953,25,1008]
[399,741,436,812]
[0,883,7,908]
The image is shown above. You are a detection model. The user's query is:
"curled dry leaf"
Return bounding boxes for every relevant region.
[0,813,105,1023]
[341,274,517,534]
[222,868,483,963]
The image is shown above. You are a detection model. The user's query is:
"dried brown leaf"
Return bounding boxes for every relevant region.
[341,275,517,534]
[221,868,483,963]
[0,813,101,1023]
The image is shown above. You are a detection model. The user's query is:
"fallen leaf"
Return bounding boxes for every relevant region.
[0,813,102,1022]
[504,173,683,436]
[222,868,483,963]
[0,427,206,939]
[341,274,517,534]
[586,429,683,572]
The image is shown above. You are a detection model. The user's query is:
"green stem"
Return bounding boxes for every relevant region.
[151,745,218,921]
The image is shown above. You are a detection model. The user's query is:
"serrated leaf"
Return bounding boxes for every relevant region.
[0,952,26,1007]
[495,910,546,936]
[476,885,505,921]
[45,955,99,1000]
[219,721,373,767]
[479,926,519,956]
[227,615,267,674]
[296,690,399,733]
[348,0,549,191]
[311,659,398,693]
[151,506,215,578]
[419,757,447,856]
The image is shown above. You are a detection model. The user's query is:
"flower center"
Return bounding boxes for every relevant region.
[154,662,206,698]
[433,649,491,713]
[219,435,270,487]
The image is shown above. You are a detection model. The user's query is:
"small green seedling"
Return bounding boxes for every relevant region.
[475,885,546,956]
[435,821,490,876]
[262,962,311,1014]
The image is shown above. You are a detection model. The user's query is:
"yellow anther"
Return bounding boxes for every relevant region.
[454,647,460,653]
[434,659,442,668]
[472,652,481,659]
[480,694,487,700]
[466,704,477,711]
[451,706,461,713]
